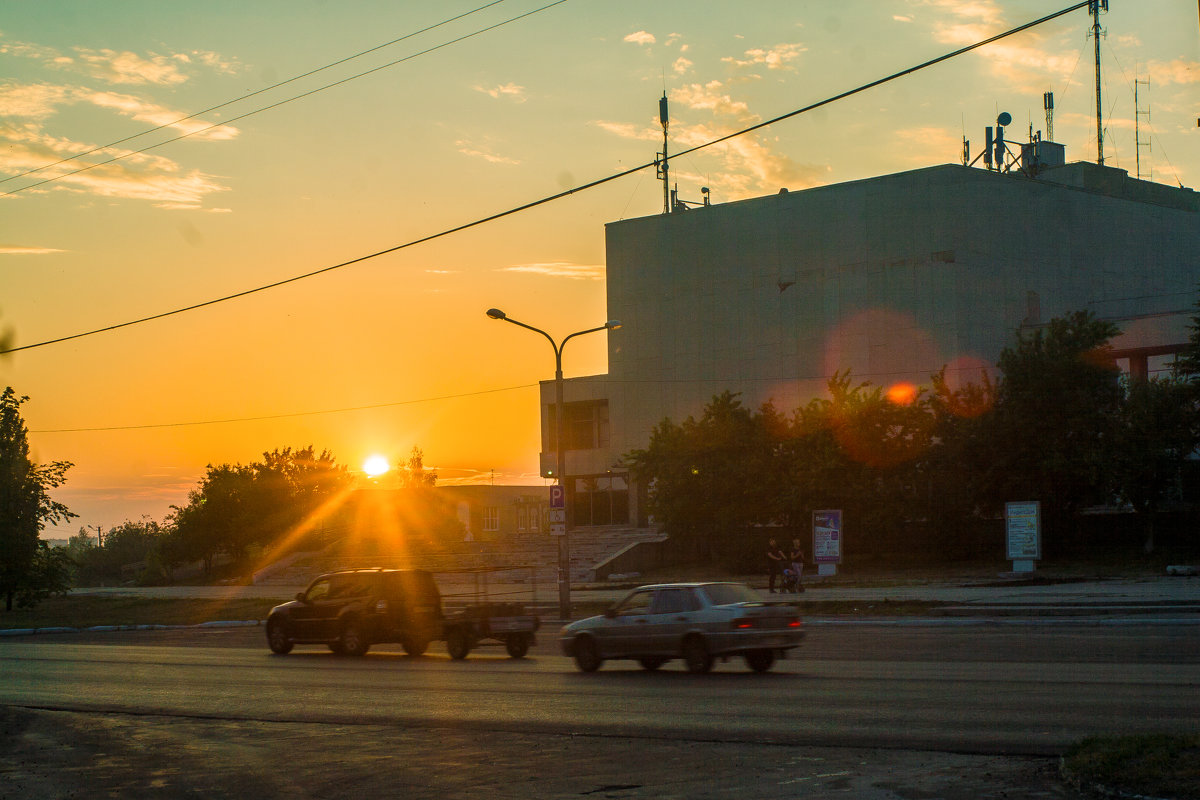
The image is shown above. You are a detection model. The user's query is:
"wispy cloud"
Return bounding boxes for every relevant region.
[475,82,527,102]
[0,245,66,255]
[1149,59,1199,85]
[83,90,239,140]
[624,31,655,46]
[500,261,606,280]
[72,47,190,85]
[455,140,520,165]
[673,81,757,121]
[722,43,807,71]
[673,57,693,75]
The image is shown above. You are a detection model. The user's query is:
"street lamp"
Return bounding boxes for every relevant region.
[486,308,621,619]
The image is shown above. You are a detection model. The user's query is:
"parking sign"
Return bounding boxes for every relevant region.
[549,485,565,508]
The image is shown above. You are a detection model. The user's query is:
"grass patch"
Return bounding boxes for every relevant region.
[1064,734,1200,800]
[0,596,286,630]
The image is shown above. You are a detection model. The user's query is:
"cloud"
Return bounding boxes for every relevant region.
[722,43,807,71]
[592,120,660,142]
[892,126,964,165]
[455,140,520,165]
[500,262,606,280]
[0,83,72,119]
[673,57,693,75]
[72,47,189,85]
[0,245,66,255]
[624,31,656,46]
[673,81,756,121]
[83,90,239,140]
[474,82,527,101]
[1149,59,1199,85]
[894,15,914,23]
[425,269,459,274]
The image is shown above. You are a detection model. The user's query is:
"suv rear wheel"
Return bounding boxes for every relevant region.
[402,636,429,656]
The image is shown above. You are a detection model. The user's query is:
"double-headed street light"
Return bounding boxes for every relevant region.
[486,308,622,619]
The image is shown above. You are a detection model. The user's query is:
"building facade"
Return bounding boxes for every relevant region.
[540,159,1200,526]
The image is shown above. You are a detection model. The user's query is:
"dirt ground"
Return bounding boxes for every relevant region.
[0,705,1079,800]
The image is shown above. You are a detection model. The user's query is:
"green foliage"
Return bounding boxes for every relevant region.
[168,446,352,576]
[983,311,1123,541]
[0,387,76,610]
[72,519,170,586]
[626,308,1200,565]
[12,542,74,609]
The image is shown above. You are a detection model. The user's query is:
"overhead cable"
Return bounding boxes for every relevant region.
[0,0,509,187]
[1,0,569,198]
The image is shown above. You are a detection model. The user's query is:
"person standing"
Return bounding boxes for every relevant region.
[788,537,806,593]
[766,538,786,593]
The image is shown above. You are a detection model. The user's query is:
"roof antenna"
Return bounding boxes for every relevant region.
[656,92,670,214]
[1089,0,1108,164]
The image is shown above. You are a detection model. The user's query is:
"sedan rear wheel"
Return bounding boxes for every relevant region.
[745,649,776,673]
[682,636,713,674]
[573,636,602,672]
[638,657,667,671]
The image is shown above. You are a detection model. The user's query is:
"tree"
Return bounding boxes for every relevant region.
[1111,376,1200,553]
[1170,284,1200,381]
[399,446,437,489]
[982,311,1122,549]
[0,387,76,610]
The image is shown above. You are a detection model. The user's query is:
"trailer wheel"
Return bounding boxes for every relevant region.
[447,627,471,660]
[505,633,530,658]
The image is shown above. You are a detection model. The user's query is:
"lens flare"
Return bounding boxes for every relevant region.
[886,382,918,406]
[363,454,390,477]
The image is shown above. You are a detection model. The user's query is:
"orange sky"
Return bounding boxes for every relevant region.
[1,0,1196,537]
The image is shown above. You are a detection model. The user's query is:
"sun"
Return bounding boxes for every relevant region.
[363,454,390,477]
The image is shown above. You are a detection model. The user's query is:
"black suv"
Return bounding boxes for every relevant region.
[266,569,443,657]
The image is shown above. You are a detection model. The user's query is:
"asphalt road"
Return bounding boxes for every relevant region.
[3,622,1197,798]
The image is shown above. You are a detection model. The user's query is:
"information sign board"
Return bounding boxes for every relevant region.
[813,509,843,565]
[1005,501,1041,561]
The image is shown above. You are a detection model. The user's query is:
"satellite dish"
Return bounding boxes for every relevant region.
[997,112,1012,127]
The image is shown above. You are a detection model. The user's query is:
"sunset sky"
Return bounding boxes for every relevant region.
[2,0,1197,537]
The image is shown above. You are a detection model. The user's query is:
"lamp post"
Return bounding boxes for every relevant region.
[486,308,621,619]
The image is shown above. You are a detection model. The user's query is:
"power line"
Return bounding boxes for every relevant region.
[1,0,569,199]
[2,1,1091,357]
[29,383,539,433]
[0,0,509,187]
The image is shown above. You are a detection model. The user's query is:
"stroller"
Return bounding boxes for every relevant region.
[781,566,804,593]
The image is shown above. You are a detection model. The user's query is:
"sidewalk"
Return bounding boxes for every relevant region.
[64,572,1200,621]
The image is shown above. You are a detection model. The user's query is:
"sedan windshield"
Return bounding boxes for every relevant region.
[701,583,761,606]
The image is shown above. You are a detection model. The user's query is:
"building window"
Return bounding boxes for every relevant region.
[517,506,528,532]
[483,507,500,532]
[568,474,629,526]
[548,399,610,451]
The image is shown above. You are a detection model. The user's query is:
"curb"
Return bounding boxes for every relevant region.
[1059,757,1177,800]
[0,620,262,637]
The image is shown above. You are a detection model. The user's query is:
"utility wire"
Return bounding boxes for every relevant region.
[30,383,539,433]
[0,0,509,187]
[2,0,569,198]
[1,0,1091,357]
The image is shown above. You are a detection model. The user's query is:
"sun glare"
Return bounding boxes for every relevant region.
[363,454,390,477]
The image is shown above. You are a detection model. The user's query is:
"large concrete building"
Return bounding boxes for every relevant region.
[541,157,1200,528]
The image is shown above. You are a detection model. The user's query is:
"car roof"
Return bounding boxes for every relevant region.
[627,582,748,591]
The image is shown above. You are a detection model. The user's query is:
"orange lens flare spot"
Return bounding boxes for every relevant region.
[885,382,918,406]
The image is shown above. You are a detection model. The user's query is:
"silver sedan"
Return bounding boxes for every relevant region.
[559,582,804,673]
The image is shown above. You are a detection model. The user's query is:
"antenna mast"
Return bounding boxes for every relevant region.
[657,92,670,214]
[1043,91,1054,142]
[1090,0,1107,165]
[1135,74,1151,179]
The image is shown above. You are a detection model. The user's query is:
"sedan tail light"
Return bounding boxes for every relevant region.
[732,618,755,629]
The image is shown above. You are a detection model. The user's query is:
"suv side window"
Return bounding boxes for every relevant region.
[305,578,332,602]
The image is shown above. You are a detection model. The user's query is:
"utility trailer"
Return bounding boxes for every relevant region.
[437,565,542,659]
